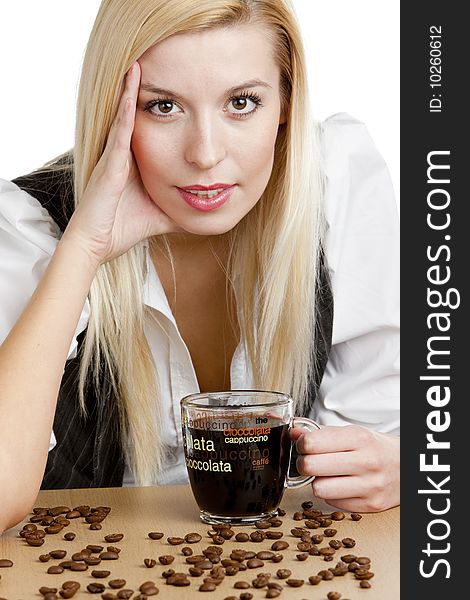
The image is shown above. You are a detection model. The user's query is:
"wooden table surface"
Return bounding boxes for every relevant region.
[0,485,399,599]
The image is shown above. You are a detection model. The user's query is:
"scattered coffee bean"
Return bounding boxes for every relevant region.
[89,523,102,530]
[189,567,204,576]
[293,511,304,520]
[341,537,356,548]
[63,532,75,541]
[286,579,304,587]
[309,575,322,585]
[144,558,157,568]
[312,534,324,544]
[266,531,283,540]
[290,528,304,538]
[250,531,266,542]
[324,528,337,537]
[47,566,64,574]
[234,581,250,589]
[101,594,116,600]
[271,541,288,551]
[271,554,284,563]
[235,532,249,542]
[340,554,357,563]
[70,561,88,571]
[182,546,193,556]
[116,590,134,599]
[255,520,272,529]
[87,583,105,594]
[71,551,88,561]
[351,513,362,521]
[327,592,342,600]
[109,579,127,589]
[87,545,104,553]
[39,554,51,562]
[247,558,264,569]
[329,540,342,550]
[225,566,239,576]
[276,569,291,579]
[305,519,320,528]
[239,594,253,600]
[167,536,184,545]
[277,508,286,516]
[39,587,58,595]
[148,532,164,540]
[212,535,225,545]
[257,551,274,561]
[84,556,101,566]
[268,518,283,527]
[356,557,371,565]
[107,545,121,554]
[199,582,216,591]
[360,581,372,588]
[104,533,124,543]
[266,589,280,598]
[297,541,313,552]
[331,512,345,521]
[318,518,333,527]
[354,569,374,580]
[91,570,110,578]
[99,551,119,560]
[65,511,81,519]
[184,532,202,543]
[159,555,175,565]
[296,553,309,561]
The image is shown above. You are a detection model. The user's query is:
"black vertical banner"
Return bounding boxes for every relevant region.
[401,2,467,597]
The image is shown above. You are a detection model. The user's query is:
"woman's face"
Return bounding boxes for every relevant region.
[132,24,285,237]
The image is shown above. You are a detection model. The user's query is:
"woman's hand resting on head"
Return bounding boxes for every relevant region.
[290,425,400,512]
[63,61,183,267]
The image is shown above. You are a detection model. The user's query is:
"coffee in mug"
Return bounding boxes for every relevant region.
[180,390,320,524]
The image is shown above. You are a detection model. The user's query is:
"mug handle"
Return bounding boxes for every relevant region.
[286,416,321,489]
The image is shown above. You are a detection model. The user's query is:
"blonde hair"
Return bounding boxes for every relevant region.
[70,0,325,485]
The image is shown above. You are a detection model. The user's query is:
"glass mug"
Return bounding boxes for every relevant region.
[181,390,320,524]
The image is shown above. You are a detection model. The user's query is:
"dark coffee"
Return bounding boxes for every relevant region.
[184,424,290,518]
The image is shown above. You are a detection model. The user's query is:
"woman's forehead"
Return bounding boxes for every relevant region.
[138,23,280,91]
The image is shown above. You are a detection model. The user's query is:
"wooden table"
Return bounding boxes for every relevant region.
[0,485,399,599]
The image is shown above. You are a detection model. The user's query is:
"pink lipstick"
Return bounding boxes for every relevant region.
[176,183,236,212]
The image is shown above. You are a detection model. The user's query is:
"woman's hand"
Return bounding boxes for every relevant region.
[291,424,400,512]
[63,61,182,266]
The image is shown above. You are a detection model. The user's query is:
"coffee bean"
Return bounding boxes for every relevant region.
[116,590,134,599]
[49,506,70,517]
[71,551,88,561]
[101,595,116,600]
[324,555,334,562]
[87,583,105,593]
[239,594,253,600]
[356,557,371,565]
[266,531,283,540]
[329,540,342,550]
[271,554,283,563]
[286,579,304,587]
[45,524,64,535]
[212,535,225,545]
[142,558,156,568]
[348,562,360,572]
[257,551,274,561]
[205,546,224,556]
[341,537,356,548]
[271,541,288,551]
[167,575,190,586]
[351,513,362,521]
[167,536,184,545]
[43,593,58,600]
[354,569,374,580]
[360,580,372,588]
[211,523,231,531]
[224,597,238,600]
[63,532,76,541]
[305,519,320,528]
[85,545,103,554]
[89,523,101,530]
[26,537,45,546]
[189,567,204,576]
[341,554,357,563]
[317,569,333,581]
[99,551,119,560]
[106,546,121,555]
[290,528,304,537]
[84,556,101,566]
[277,508,286,516]
[187,554,206,564]
[297,541,313,552]
[234,581,250,589]
[312,534,324,544]
[252,576,270,588]
[296,553,309,561]
[268,518,283,527]
[247,558,264,568]
[109,579,127,589]
[158,554,175,565]
[70,562,88,571]
[184,532,202,543]
[235,532,249,542]
[47,566,64,574]
[250,531,265,542]
[225,566,239,576]
[255,520,271,529]
[324,528,337,537]
[203,576,223,586]
[91,570,110,578]
[58,561,73,569]
[65,510,81,519]
[104,533,123,543]
[309,575,322,585]
[39,554,51,562]
[199,582,216,591]
[59,589,77,599]
[196,559,216,570]
[293,511,304,520]
[218,529,234,540]
[39,587,58,595]
[266,589,280,598]
[318,518,333,527]
[327,592,342,599]
[330,511,344,521]
[148,532,164,540]
[276,569,291,579]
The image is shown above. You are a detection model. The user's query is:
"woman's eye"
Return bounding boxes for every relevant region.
[145,99,181,118]
[227,95,259,116]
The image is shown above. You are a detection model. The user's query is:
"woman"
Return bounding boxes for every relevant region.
[0,0,399,533]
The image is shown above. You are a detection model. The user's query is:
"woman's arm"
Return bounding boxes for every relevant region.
[0,62,180,533]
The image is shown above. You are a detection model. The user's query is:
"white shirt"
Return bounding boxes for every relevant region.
[0,113,400,486]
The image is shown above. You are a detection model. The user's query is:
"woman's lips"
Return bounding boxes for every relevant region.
[176,185,236,212]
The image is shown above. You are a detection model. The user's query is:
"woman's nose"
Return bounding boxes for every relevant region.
[184,117,226,170]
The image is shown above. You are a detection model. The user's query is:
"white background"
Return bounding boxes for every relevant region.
[0,1,399,206]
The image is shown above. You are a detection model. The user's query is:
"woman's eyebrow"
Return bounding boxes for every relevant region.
[139,78,272,100]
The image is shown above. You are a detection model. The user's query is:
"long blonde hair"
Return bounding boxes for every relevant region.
[72,0,324,485]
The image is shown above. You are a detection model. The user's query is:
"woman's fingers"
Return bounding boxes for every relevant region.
[297,450,362,477]
[295,424,373,455]
[104,62,141,176]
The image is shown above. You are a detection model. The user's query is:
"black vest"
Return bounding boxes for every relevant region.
[12,166,333,489]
